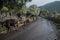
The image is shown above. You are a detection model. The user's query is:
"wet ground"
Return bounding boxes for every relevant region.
[0,17,58,40]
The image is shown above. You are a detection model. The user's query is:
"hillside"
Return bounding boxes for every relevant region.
[39,1,60,13]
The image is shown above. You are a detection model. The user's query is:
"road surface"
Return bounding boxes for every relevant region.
[0,17,58,40]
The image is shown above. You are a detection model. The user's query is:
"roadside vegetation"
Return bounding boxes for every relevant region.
[39,9,60,29]
[0,0,40,33]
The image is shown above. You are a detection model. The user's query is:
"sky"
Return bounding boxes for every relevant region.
[26,0,60,7]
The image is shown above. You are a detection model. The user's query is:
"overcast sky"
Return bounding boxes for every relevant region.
[26,0,60,7]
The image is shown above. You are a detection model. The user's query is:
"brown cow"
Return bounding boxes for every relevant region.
[3,19,19,32]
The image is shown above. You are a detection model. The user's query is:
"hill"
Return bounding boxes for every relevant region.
[39,1,60,13]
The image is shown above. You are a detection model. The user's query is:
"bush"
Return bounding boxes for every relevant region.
[0,27,6,32]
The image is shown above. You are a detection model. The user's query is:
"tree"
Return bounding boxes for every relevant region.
[29,5,40,16]
[0,0,32,15]
[1,6,9,16]
[44,10,50,17]
[19,5,27,15]
[16,0,32,16]
[0,0,32,10]
[40,9,50,17]
[1,6,9,12]
[53,11,58,18]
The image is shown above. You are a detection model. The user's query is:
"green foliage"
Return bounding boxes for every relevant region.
[0,0,32,10]
[53,11,58,18]
[40,9,50,17]
[1,6,9,12]
[0,0,32,16]
[20,5,27,14]
[39,9,60,24]
[29,5,40,16]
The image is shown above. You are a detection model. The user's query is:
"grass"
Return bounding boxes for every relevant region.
[55,24,60,29]
[0,27,6,32]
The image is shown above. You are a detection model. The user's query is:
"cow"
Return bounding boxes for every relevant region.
[3,19,20,32]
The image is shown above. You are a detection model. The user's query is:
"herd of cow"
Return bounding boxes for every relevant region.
[0,15,36,33]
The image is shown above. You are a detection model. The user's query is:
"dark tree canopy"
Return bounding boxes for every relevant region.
[0,0,32,9]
